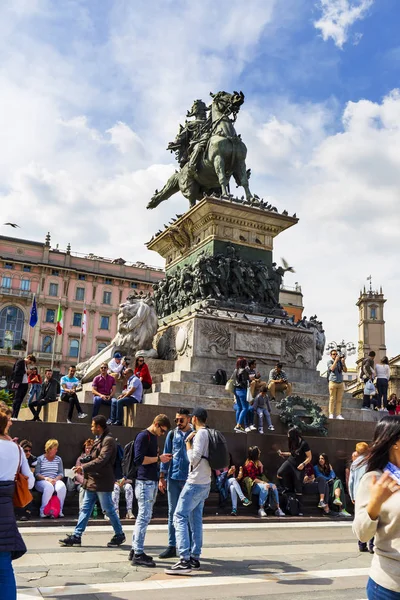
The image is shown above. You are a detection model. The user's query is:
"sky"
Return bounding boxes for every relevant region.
[1,0,400,364]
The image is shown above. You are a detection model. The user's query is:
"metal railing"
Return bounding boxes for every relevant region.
[280,284,302,293]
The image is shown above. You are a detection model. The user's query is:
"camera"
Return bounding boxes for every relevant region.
[80,454,93,465]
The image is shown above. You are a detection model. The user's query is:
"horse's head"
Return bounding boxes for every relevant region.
[210,90,245,117]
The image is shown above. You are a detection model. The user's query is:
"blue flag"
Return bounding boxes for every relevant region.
[29,296,38,328]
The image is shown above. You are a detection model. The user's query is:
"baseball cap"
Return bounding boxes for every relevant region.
[114,352,122,359]
[191,407,208,422]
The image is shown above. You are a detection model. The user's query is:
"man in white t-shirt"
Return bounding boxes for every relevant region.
[165,407,211,575]
[60,366,87,424]
[108,352,124,378]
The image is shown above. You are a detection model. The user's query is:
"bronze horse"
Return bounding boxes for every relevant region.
[147,91,253,209]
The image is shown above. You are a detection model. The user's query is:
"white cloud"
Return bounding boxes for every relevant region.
[314,0,374,48]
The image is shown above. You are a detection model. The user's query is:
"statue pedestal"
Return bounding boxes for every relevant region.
[155,310,323,387]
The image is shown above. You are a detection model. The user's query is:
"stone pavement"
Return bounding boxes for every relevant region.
[16,522,372,600]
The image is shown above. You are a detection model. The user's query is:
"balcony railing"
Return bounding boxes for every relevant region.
[0,348,25,359]
[36,352,62,361]
[0,287,33,299]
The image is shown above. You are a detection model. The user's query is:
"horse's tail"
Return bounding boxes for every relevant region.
[147,172,180,209]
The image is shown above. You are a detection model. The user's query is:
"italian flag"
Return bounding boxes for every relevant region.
[56,304,63,335]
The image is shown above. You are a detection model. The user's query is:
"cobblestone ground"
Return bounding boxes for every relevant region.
[17,521,371,600]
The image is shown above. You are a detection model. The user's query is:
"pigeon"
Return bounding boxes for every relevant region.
[239,235,246,242]
[176,214,183,219]
[255,238,262,245]
[4,223,20,228]
[243,314,249,320]
[292,213,297,218]
[281,257,295,273]
[282,210,288,216]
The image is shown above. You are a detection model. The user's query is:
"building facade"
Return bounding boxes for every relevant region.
[0,233,163,380]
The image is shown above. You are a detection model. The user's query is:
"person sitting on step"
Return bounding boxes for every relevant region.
[314,453,351,517]
[252,386,274,433]
[60,366,87,424]
[277,427,312,516]
[267,362,292,402]
[247,359,267,400]
[28,369,60,422]
[34,439,66,518]
[91,363,117,418]
[302,462,330,514]
[242,446,285,518]
[104,477,135,520]
[215,463,252,516]
[108,368,143,426]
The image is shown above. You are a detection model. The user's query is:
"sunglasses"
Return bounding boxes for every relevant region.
[100,367,107,369]
[174,418,186,424]
[158,425,168,434]
[23,448,32,454]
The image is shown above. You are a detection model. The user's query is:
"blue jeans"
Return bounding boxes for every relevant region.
[74,490,123,538]
[234,388,248,426]
[247,406,254,427]
[252,482,269,507]
[110,396,140,424]
[0,552,16,600]
[233,402,240,423]
[92,395,113,418]
[174,482,210,560]
[367,578,400,599]
[257,407,272,429]
[28,383,41,404]
[132,480,158,554]
[167,479,187,547]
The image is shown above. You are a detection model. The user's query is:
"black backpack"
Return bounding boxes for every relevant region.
[121,431,150,480]
[281,492,300,516]
[114,443,124,479]
[213,369,227,386]
[205,428,229,470]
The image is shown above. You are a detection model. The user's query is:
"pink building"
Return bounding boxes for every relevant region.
[0,233,163,380]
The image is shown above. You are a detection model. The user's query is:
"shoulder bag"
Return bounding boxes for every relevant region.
[13,446,33,508]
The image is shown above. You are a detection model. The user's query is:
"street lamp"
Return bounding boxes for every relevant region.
[326,339,356,358]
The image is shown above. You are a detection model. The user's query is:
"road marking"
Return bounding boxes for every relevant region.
[21,520,353,535]
[19,566,369,598]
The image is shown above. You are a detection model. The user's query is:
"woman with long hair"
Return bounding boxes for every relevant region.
[277,427,312,515]
[375,356,390,410]
[387,394,400,416]
[314,453,351,517]
[134,356,152,391]
[242,446,285,518]
[353,416,400,599]
[0,409,35,599]
[233,358,250,434]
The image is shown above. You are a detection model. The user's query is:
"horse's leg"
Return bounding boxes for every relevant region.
[213,155,229,196]
[147,173,180,209]
[233,156,252,201]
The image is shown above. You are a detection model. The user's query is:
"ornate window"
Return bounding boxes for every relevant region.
[370,305,377,320]
[73,313,82,327]
[100,316,110,330]
[76,287,85,301]
[0,306,24,349]
[1,276,11,289]
[103,291,112,305]
[49,282,58,297]
[45,309,55,323]
[21,279,30,291]
[97,342,107,353]
[42,335,53,354]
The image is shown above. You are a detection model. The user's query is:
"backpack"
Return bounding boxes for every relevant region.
[121,431,150,480]
[266,486,278,512]
[205,428,229,470]
[213,369,227,386]
[114,443,124,479]
[281,492,300,516]
[43,493,61,518]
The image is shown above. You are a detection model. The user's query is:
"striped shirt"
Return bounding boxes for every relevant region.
[35,455,64,479]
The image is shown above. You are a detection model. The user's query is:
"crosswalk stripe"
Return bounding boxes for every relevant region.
[19,566,370,598]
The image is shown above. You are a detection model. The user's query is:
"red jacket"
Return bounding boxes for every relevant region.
[134,363,152,386]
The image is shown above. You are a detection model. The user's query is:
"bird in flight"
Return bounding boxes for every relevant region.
[4,223,20,228]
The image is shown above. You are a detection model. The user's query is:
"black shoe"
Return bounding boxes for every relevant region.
[59,534,81,547]
[128,549,135,561]
[164,559,192,575]
[158,546,177,559]
[36,417,42,422]
[189,557,201,570]
[107,533,126,548]
[19,514,30,522]
[358,543,368,552]
[132,552,156,567]
[368,546,375,554]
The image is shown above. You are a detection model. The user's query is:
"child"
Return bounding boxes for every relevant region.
[252,386,274,433]
[28,367,42,406]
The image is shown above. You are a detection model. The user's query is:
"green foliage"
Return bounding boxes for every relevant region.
[276,395,328,437]
[0,389,12,407]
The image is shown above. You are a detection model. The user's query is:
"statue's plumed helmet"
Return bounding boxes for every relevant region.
[187,99,207,117]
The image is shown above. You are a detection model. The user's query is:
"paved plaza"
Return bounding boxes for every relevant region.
[17,521,371,600]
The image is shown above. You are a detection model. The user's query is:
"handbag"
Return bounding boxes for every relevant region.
[225,379,235,394]
[13,446,33,508]
[246,387,253,403]
[364,379,376,396]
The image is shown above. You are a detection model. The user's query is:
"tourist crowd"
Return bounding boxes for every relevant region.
[9,352,153,425]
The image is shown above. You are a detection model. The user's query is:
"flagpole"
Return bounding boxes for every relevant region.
[77,304,85,365]
[51,301,59,371]
[26,321,31,356]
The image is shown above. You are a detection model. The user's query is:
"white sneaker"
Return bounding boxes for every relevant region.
[336,414,344,420]
[78,413,88,419]
[275,508,285,517]
[268,425,275,431]
[67,419,72,424]
[249,425,257,431]
[258,508,267,518]
[245,427,251,433]
[126,510,135,519]
[328,414,334,419]
[104,513,110,521]
[258,428,264,434]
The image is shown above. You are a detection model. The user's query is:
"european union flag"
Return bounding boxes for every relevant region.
[29,296,38,328]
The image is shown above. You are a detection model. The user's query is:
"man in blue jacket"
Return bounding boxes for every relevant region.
[158,408,192,559]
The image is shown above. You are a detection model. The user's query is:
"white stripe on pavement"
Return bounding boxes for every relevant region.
[19,566,370,598]
[21,520,353,535]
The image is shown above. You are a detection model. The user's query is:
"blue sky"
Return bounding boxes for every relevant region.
[1,0,400,362]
